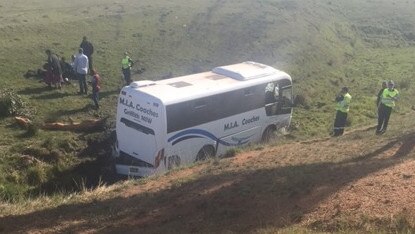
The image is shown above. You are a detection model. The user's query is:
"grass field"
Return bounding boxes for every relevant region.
[1,0,415,232]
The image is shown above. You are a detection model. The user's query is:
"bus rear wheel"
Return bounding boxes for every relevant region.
[195,145,215,162]
[261,126,276,143]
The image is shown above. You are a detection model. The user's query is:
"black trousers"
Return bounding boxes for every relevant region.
[377,103,392,132]
[92,90,99,108]
[122,68,131,85]
[87,56,93,74]
[333,111,348,136]
[77,73,87,94]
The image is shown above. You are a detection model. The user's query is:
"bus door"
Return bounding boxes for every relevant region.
[264,81,293,116]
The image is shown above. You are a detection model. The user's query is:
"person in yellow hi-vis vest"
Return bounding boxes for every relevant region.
[332,87,352,136]
[121,52,134,85]
[376,80,399,135]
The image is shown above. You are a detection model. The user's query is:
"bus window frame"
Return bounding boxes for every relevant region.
[120,117,155,135]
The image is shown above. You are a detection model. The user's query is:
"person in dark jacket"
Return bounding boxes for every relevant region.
[45,49,63,89]
[80,36,94,74]
[60,56,75,81]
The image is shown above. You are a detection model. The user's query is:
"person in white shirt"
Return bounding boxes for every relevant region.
[73,48,89,94]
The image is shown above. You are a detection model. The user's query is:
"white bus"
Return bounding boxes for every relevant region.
[113,61,293,177]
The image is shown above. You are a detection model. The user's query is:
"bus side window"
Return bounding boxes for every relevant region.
[265,82,279,116]
[265,82,276,104]
[280,86,293,107]
[275,86,293,115]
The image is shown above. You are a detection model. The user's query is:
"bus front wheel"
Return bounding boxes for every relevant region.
[195,145,215,162]
[261,126,276,143]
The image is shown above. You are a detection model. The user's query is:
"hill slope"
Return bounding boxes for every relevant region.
[1,111,414,233]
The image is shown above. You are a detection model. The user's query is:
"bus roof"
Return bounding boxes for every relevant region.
[126,61,291,105]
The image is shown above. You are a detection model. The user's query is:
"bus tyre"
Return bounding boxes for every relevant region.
[195,145,215,162]
[261,126,276,143]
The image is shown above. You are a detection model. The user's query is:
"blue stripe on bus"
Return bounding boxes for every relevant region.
[171,135,203,146]
[168,129,250,146]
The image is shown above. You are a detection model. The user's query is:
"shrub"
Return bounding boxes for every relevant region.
[27,165,48,186]
[0,183,23,201]
[22,146,62,163]
[58,139,79,153]
[294,94,309,108]
[0,89,27,118]
[25,121,40,137]
[223,148,239,158]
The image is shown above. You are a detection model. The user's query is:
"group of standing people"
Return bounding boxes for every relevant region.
[74,36,101,109]
[44,36,101,109]
[332,80,399,137]
[43,33,140,111]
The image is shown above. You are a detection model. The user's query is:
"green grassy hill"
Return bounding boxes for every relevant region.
[0,0,415,219]
[1,102,415,233]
